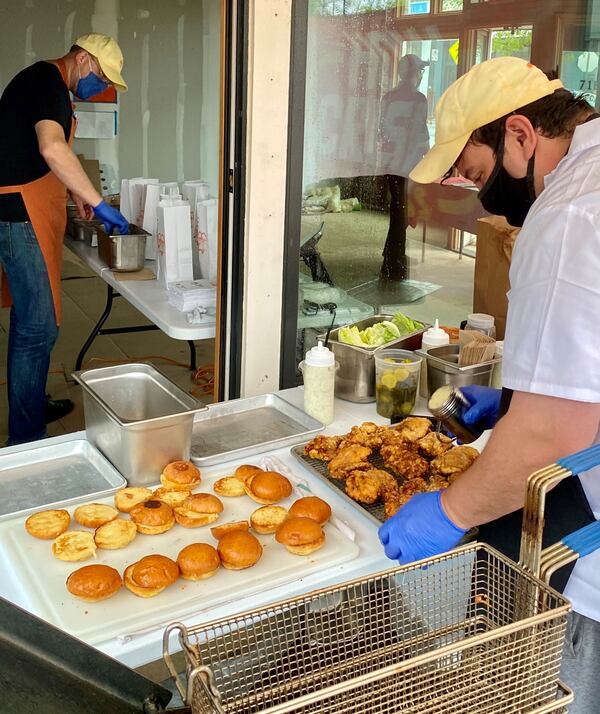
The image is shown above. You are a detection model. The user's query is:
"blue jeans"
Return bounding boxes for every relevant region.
[0,221,58,445]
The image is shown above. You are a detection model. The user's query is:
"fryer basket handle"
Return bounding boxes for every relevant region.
[520,443,600,581]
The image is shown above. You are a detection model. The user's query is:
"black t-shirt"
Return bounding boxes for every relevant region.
[0,61,72,221]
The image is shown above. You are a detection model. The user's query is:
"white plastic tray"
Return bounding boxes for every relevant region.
[0,469,359,646]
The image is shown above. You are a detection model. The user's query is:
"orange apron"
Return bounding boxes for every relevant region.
[0,58,75,325]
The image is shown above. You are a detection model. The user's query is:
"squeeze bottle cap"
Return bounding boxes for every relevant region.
[422,319,450,347]
[305,340,335,367]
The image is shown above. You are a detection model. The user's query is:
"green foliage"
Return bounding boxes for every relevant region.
[491,29,532,59]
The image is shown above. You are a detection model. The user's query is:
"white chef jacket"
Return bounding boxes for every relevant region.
[503,117,600,622]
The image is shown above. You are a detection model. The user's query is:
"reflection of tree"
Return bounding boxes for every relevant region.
[491,29,532,59]
[442,0,463,10]
[309,0,397,15]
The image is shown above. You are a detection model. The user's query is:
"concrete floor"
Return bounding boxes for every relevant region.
[0,247,215,445]
[301,209,475,326]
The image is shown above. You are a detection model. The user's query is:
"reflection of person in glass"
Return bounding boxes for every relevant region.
[377,54,429,283]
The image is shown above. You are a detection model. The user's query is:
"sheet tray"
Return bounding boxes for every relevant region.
[191,393,323,466]
[0,439,126,521]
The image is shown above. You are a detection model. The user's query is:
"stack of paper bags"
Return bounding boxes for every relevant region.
[167,279,216,313]
[142,182,178,260]
[156,193,194,289]
[181,180,210,279]
[196,198,218,282]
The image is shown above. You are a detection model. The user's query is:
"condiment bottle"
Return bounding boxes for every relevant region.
[299,340,336,425]
[491,340,503,389]
[465,313,496,339]
[427,385,483,444]
[419,319,450,398]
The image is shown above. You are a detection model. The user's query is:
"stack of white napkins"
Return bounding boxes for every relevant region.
[167,279,217,312]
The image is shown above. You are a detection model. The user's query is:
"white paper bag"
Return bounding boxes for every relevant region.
[195,198,218,282]
[142,184,161,260]
[130,178,159,227]
[156,198,194,289]
[119,179,132,222]
[182,181,210,278]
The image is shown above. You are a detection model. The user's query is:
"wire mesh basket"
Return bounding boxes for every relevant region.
[163,445,600,713]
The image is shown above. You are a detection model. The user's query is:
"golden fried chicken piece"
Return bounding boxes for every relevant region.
[381,444,429,480]
[417,432,453,460]
[431,445,479,478]
[424,474,449,492]
[304,435,343,462]
[328,445,372,480]
[373,470,401,501]
[377,427,407,448]
[394,417,432,443]
[343,422,384,449]
[382,477,428,519]
[345,470,383,504]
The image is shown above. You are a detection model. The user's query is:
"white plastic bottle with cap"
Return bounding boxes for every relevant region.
[466,313,496,339]
[299,340,336,425]
[419,319,450,398]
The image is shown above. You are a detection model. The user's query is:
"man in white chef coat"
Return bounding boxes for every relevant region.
[378,57,600,711]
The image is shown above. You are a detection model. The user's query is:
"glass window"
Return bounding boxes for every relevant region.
[293,0,598,380]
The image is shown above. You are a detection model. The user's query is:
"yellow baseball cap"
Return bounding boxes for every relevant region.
[75,33,127,92]
[409,57,563,184]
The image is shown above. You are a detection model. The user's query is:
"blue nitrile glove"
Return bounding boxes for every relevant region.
[93,201,129,235]
[460,385,501,431]
[378,491,466,565]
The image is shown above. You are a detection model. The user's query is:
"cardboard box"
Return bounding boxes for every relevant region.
[473,216,520,340]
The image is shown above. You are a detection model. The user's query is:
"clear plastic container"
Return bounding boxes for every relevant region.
[374,349,422,419]
[465,313,496,339]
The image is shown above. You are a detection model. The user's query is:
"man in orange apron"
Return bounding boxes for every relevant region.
[0,33,129,445]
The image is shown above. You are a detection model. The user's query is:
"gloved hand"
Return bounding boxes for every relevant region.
[378,491,466,565]
[460,385,502,431]
[92,201,129,235]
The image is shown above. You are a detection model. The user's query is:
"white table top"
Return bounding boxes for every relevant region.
[0,387,489,671]
[65,236,216,341]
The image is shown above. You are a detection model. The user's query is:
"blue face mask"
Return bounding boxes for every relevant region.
[76,58,109,100]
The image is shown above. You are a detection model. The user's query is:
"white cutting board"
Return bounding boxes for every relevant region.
[0,470,359,646]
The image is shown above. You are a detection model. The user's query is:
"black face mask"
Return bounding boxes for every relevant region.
[478,132,536,227]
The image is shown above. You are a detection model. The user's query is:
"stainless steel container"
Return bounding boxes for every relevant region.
[417,344,501,397]
[66,203,79,238]
[73,363,207,486]
[98,224,149,272]
[427,385,482,444]
[319,315,427,403]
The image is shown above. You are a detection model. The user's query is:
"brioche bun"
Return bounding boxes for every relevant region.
[114,487,152,513]
[244,471,292,505]
[130,499,175,535]
[151,487,190,508]
[250,505,288,535]
[160,460,201,491]
[52,531,96,562]
[66,564,122,602]
[74,503,119,529]
[234,464,263,485]
[288,496,331,526]
[210,520,249,539]
[177,543,220,580]
[217,530,263,570]
[94,518,137,550]
[275,517,325,556]
[213,476,245,497]
[25,509,70,540]
[124,554,179,598]
[174,493,224,528]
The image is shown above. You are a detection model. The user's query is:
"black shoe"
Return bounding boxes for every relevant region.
[45,397,74,424]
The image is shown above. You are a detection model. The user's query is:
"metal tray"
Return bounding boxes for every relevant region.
[0,439,126,522]
[191,393,324,466]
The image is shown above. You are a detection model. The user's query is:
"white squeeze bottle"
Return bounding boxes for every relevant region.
[419,319,450,398]
[300,340,336,425]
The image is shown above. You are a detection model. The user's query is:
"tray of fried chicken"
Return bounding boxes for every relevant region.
[292,417,479,524]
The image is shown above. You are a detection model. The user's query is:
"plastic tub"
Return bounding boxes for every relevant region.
[374,349,422,419]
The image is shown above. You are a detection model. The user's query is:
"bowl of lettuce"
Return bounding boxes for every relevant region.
[338,312,423,348]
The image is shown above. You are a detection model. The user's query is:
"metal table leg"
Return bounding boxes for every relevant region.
[75,284,198,371]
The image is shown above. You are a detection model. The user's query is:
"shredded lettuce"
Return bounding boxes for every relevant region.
[339,312,422,347]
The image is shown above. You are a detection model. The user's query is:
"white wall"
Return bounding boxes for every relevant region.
[0,0,220,194]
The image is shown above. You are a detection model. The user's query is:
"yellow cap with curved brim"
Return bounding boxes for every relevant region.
[74,33,127,92]
[409,57,563,184]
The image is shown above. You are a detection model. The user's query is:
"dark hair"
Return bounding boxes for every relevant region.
[69,44,84,53]
[471,89,594,150]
